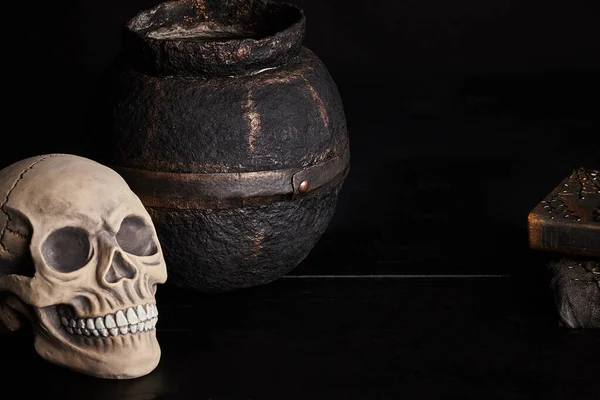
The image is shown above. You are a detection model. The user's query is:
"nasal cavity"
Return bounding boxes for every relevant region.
[105,252,137,284]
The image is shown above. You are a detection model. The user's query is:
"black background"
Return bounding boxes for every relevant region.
[1,0,599,398]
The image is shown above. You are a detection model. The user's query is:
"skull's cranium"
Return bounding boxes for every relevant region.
[0,154,167,379]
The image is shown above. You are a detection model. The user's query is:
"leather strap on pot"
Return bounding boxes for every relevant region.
[112,146,350,210]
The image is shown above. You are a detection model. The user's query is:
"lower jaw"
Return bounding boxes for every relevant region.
[34,329,162,379]
[36,309,162,379]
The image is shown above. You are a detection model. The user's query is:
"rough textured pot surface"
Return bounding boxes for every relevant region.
[98,0,350,292]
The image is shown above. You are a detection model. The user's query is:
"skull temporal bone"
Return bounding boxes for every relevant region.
[0,154,167,379]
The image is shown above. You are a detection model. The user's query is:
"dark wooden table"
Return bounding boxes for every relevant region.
[1,272,599,399]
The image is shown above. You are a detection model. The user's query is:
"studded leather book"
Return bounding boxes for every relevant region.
[528,168,600,258]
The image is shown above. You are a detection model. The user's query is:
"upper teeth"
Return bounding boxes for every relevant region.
[61,304,158,337]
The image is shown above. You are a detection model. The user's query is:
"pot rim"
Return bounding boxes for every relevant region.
[123,0,306,77]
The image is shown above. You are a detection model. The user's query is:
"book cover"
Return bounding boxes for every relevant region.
[528,168,600,258]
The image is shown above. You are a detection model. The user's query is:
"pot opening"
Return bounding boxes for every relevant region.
[124,0,305,76]
[129,0,302,43]
[147,23,259,42]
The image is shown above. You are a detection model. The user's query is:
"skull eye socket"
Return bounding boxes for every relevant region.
[42,227,91,273]
[116,216,158,257]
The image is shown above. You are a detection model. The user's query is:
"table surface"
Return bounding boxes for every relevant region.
[1,274,599,399]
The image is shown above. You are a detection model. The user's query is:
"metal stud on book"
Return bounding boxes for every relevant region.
[528,168,600,328]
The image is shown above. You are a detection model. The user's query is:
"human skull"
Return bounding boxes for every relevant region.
[0,154,167,379]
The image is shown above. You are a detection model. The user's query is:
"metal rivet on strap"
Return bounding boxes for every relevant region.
[298,180,310,193]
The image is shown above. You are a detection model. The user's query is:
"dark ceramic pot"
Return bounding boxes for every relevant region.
[98,0,350,292]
